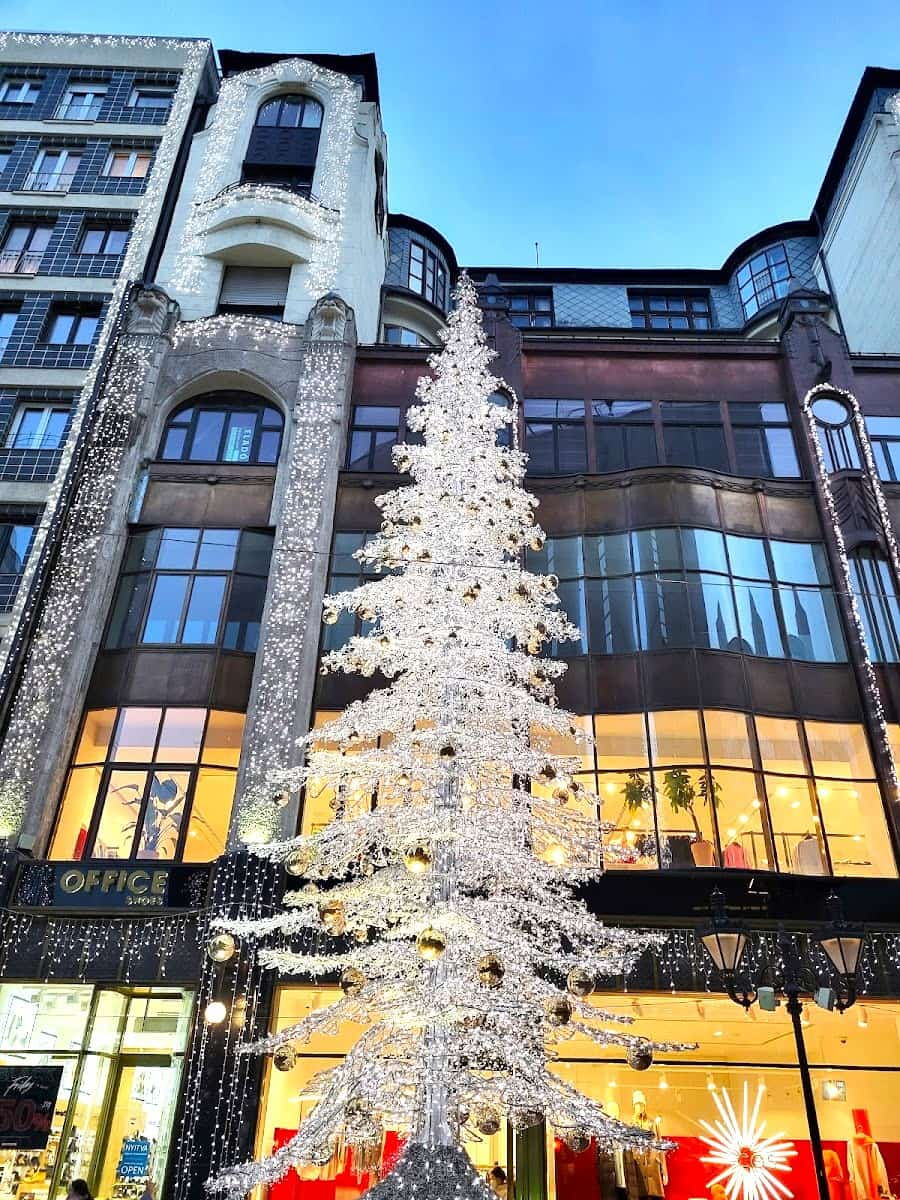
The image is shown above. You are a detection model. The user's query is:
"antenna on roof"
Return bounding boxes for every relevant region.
[535,241,540,267]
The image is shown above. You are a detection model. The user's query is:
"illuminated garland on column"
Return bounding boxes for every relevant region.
[799,384,900,804]
[168,57,359,301]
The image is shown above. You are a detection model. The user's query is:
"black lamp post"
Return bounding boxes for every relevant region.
[696,889,868,1200]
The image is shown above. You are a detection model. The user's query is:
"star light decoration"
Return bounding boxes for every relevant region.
[699,1082,796,1200]
[207,279,695,1199]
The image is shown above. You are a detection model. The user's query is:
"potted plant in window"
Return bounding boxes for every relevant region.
[662,767,718,867]
[618,771,656,866]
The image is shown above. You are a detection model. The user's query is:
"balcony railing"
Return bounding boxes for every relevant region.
[56,102,103,120]
[23,171,77,192]
[0,250,43,275]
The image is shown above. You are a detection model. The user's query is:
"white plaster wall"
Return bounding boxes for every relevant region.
[155,62,388,338]
[821,114,900,354]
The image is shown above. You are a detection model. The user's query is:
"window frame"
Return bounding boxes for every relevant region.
[103,149,152,179]
[736,244,792,320]
[407,242,447,309]
[0,79,40,105]
[43,306,101,347]
[5,402,70,450]
[628,291,713,330]
[0,521,36,611]
[77,224,129,256]
[254,93,323,130]
[53,705,244,862]
[27,147,81,192]
[345,405,402,471]
[57,84,107,120]
[507,291,554,329]
[127,86,174,112]
[0,221,53,275]
[158,396,284,466]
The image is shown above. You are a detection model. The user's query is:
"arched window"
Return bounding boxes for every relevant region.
[255,93,323,130]
[812,395,861,472]
[159,394,284,465]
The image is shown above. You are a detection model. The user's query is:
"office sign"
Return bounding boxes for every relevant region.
[0,1066,62,1149]
[13,861,211,911]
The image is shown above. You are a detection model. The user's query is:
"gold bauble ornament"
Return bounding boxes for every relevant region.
[539,764,557,781]
[564,1129,591,1154]
[462,585,479,603]
[553,787,570,804]
[273,790,290,809]
[319,899,346,935]
[323,606,339,625]
[475,1106,501,1136]
[352,927,369,943]
[627,1042,653,1071]
[529,534,545,552]
[476,953,505,989]
[206,933,236,963]
[403,843,432,875]
[285,846,312,877]
[545,997,573,1026]
[566,968,594,998]
[358,607,375,622]
[438,743,456,759]
[513,1109,542,1130]
[273,1044,296,1072]
[416,927,447,959]
[340,968,366,997]
[527,638,542,655]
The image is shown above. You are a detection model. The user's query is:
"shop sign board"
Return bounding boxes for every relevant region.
[117,1136,151,1179]
[12,861,212,911]
[0,1066,63,1149]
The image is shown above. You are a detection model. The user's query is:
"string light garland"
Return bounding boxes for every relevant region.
[0,35,211,829]
[207,280,695,1199]
[700,1082,796,1200]
[169,58,359,302]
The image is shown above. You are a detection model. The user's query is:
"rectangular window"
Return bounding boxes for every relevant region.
[0,522,35,611]
[78,224,129,255]
[660,401,728,471]
[5,403,70,450]
[105,527,271,652]
[104,150,152,179]
[26,148,81,192]
[730,401,801,477]
[0,309,19,353]
[866,416,900,481]
[628,291,712,330]
[0,79,40,104]
[737,243,791,319]
[217,265,289,318]
[508,291,554,328]
[44,308,101,346]
[407,242,446,308]
[346,405,401,471]
[58,85,106,120]
[523,399,587,474]
[0,222,52,274]
[50,706,245,862]
[592,400,657,472]
[128,86,174,111]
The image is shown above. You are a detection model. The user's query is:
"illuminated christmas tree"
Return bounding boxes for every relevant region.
[209,278,689,1199]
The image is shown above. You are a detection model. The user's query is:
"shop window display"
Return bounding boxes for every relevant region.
[0,985,192,1200]
[256,989,900,1200]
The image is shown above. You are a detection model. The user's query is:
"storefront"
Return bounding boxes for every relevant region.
[252,986,900,1200]
[0,983,194,1200]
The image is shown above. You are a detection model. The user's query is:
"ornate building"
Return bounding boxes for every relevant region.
[0,38,897,1200]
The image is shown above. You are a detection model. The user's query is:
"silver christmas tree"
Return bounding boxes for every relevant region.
[209,278,690,1198]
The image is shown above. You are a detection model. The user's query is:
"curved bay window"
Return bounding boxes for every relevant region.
[255,93,323,129]
[50,706,245,862]
[534,709,895,878]
[527,528,846,662]
[105,527,273,652]
[159,395,283,465]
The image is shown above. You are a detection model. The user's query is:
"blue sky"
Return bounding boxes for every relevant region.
[3,0,898,269]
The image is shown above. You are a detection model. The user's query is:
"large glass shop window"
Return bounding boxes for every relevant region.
[0,984,192,1200]
[50,706,245,862]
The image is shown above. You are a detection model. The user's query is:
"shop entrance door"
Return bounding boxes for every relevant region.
[94,1055,179,1200]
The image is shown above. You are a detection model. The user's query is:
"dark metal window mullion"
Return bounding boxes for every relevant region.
[171,763,199,861]
[795,718,834,876]
[744,711,780,872]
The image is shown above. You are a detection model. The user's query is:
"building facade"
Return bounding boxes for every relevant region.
[0,36,896,1200]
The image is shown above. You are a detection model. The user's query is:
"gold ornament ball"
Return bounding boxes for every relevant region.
[438,743,456,759]
[285,846,312,877]
[514,1109,542,1130]
[416,927,447,959]
[273,1044,296,1072]
[566,968,594,998]
[564,1129,591,1154]
[340,968,366,997]
[529,534,545,552]
[527,638,542,655]
[545,997,573,1027]
[475,1106,501,1136]
[323,606,339,626]
[476,953,505,989]
[319,899,346,935]
[627,1042,654,1071]
[403,843,432,875]
[206,933,236,963]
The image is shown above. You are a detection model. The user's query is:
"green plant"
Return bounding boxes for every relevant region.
[662,768,699,837]
[698,772,723,812]
[620,771,652,813]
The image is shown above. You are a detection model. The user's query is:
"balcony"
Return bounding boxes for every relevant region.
[0,249,42,275]
[23,171,77,193]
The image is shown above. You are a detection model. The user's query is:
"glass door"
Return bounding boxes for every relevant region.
[95,1056,181,1200]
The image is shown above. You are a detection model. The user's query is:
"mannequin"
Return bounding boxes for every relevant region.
[847,1109,891,1200]
[629,1090,667,1199]
[603,1100,629,1198]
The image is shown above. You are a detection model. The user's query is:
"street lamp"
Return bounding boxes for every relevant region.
[698,890,756,1009]
[814,893,866,1013]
